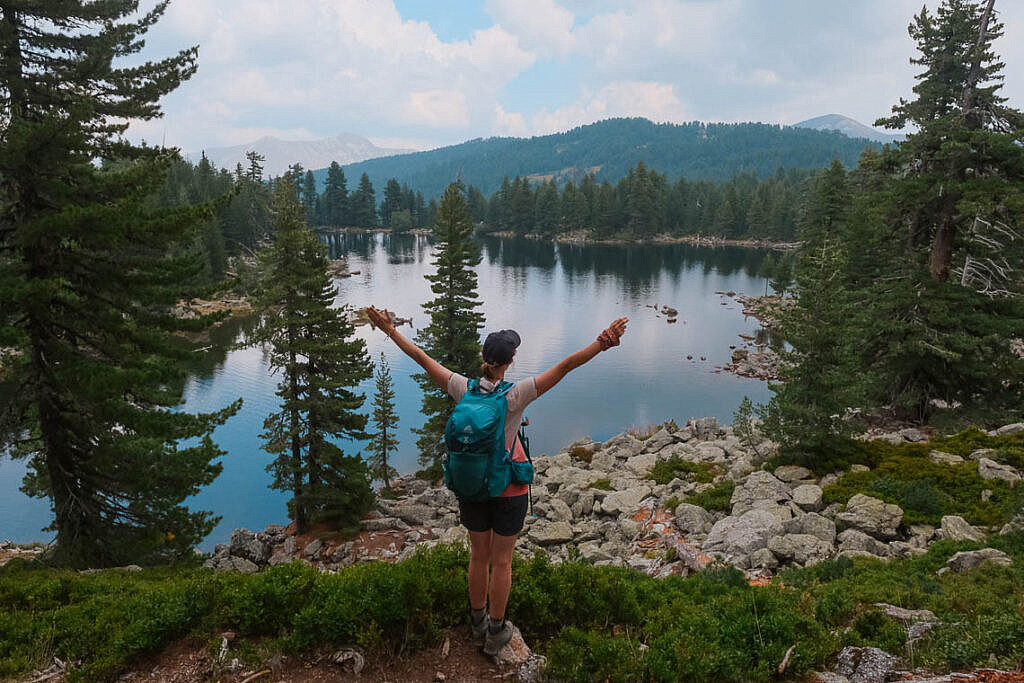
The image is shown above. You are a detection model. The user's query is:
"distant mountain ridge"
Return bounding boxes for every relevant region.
[793,114,903,145]
[193,133,415,178]
[322,117,881,198]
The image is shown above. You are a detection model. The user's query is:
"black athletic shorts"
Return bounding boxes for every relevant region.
[458,494,529,537]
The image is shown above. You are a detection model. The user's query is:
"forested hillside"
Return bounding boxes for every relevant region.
[324,117,881,198]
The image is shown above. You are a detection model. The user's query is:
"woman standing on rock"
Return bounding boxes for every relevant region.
[366,306,628,655]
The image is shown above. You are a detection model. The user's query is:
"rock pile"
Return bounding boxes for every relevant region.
[205,418,1022,579]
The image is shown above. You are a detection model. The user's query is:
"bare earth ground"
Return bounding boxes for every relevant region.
[40,629,518,683]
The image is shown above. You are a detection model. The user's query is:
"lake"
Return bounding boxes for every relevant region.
[0,234,774,549]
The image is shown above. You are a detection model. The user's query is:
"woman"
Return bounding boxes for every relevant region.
[366,306,628,654]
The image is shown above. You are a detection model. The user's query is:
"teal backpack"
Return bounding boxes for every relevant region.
[442,379,515,501]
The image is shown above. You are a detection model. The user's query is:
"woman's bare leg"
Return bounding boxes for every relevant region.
[487,532,517,621]
[468,530,492,610]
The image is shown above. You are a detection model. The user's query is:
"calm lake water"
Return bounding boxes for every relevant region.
[0,234,773,549]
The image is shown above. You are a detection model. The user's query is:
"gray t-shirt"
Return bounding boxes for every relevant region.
[447,373,539,452]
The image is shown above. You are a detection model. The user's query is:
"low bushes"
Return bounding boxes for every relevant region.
[645,457,716,486]
[2,534,1023,681]
[684,480,736,512]
[821,455,1022,526]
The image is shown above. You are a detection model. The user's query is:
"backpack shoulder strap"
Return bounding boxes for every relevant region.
[466,378,480,394]
[495,380,515,397]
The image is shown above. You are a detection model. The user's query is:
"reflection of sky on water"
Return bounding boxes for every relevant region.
[0,234,772,549]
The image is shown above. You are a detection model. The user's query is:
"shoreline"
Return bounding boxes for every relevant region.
[485,229,799,250]
[314,225,799,250]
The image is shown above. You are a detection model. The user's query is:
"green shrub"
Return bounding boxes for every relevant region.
[663,496,680,514]
[844,609,907,652]
[569,446,594,463]
[685,480,735,512]
[590,479,612,491]
[822,455,1017,526]
[645,457,715,486]
[544,627,645,682]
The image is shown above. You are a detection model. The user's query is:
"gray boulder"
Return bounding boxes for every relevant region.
[282,536,297,555]
[230,528,270,565]
[899,427,928,442]
[303,538,324,558]
[995,422,1024,436]
[589,451,617,472]
[747,547,779,570]
[673,503,713,536]
[730,471,791,515]
[792,484,824,511]
[624,452,658,476]
[527,521,574,546]
[600,486,652,515]
[938,515,986,543]
[547,498,573,522]
[703,509,784,564]
[968,448,999,462]
[395,504,436,526]
[837,529,890,558]
[768,533,834,566]
[690,417,719,440]
[774,465,813,482]
[836,494,903,540]
[797,512,838,544]
[947,548,1012,572]
[977,458,1021,485]
[833,646,898,683]
[928,450,964,465]
[642,428,676,453]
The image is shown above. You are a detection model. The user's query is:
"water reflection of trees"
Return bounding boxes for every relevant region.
[178,314,261,383]
[479,236,556,271]
[554,242,769,294]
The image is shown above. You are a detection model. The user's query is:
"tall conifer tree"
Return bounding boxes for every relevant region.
[368,352,400,489]
[413,182,485,476]
[0,0,241,566]
[251,177,374,532]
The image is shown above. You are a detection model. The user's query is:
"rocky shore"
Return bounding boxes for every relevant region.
[204,417,1023,580]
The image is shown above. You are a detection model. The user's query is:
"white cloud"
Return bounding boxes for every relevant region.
[493,105,529,136]
[531,81,689,135]
[404,89,470,127]
[128,0,535,150]
[486,0,575,58]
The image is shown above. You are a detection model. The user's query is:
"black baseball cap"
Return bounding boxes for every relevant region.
[483,329,521,365]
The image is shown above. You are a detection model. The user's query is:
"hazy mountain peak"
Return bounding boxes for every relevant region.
[194,133,416,177]
[793,114,903,145]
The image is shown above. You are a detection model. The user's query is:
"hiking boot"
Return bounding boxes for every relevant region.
[470,611,489,639]
[483,618,514,655]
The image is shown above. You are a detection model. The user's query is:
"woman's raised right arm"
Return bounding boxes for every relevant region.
[366,306,452,391]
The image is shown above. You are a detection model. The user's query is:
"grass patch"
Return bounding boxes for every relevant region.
[0,534,1022,681]
[590,479,613,491]
[772,427,1024,475]
[645,457,715,486]
[684,480,736,512]
[569,446,594,463]
[821,455,1022,526]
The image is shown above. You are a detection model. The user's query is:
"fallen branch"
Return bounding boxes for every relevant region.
[240,670,271,683]
[777,644,797,674]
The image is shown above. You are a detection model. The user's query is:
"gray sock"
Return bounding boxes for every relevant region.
[471,607,486,626]
[488,617,505,634]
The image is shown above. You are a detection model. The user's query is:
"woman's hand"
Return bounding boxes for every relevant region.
[597,317,628,350]
[366,306,396,336]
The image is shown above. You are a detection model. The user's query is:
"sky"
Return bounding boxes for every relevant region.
[127,0,1024,154]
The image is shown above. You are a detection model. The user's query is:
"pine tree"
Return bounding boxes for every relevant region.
[0,2,242,567]
[251,177,374,532]
[321,162,349,227]
[762,233,862,462]
[368,352,400,489]
[303,170,318,225]
[351,173,377,227]
[856,0,1024,421]
[380,178,404,227]
[413,182,485,476]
